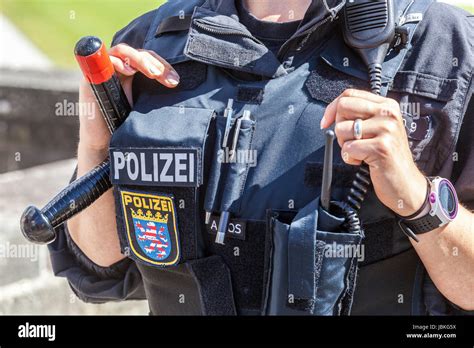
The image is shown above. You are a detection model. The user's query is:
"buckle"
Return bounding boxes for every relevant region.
[393,26,410,51]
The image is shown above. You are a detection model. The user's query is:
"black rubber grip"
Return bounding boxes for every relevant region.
[91,75,131,133]
[43,160,111,226]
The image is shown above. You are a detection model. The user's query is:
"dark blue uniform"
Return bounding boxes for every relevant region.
[49,0,474,315]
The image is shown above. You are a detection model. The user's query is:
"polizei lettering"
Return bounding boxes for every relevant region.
[111,148,200,187]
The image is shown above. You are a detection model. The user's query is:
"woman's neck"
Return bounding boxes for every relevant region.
[243,0,311,23]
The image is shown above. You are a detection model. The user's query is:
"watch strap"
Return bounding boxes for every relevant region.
[397,177,433,242]
[398,177,431,220]
[400,213,443,235]
[398,176,457,242]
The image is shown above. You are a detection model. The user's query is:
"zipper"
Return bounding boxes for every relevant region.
[193,19,265,46]
[194,14,335,63]
[277,15,334,61]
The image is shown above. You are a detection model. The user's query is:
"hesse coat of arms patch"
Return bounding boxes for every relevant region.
[120,190,180,266]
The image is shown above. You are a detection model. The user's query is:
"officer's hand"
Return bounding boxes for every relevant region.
[321,89,427,217]
[78,43,180,151]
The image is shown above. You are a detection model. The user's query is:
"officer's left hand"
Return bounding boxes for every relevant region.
[320,89,427,217]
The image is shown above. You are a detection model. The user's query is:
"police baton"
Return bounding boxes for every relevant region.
[20,36,131,244]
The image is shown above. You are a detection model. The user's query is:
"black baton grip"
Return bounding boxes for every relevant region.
[20,36,131,244]
[90,76,131,133]
[21,160,111,244]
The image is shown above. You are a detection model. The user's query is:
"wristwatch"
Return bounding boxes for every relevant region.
[398,177,459,242]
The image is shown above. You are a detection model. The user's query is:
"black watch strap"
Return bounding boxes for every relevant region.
[397,177,433,242]
[399,214,443,240]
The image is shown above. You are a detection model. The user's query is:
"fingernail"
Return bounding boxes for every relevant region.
[166,71,180,86]
[320,117,325,129]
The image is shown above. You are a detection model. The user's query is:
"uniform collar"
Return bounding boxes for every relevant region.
[297,0,346,34]
[202,0,346,38]
[184,0,346,78]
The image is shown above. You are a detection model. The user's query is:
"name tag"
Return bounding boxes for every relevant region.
[110,148,200,187]
[400,13,423,25]
[206,215,246,241]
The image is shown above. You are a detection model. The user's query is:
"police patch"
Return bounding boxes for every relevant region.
[120,190,180,266]
[110,148,200,187]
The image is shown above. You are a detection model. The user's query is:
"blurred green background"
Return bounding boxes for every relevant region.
[0,0,165,68]
[0,0,472,68]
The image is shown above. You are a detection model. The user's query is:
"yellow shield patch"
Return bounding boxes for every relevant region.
[120,190,180,267]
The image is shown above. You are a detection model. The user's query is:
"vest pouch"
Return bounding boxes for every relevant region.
[204,113,256,215]
[267,198,364,315]
[203,115,226,214]
[220,116,256,213]
[109,106,215,268]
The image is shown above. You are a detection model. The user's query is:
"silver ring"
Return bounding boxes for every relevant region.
[353,119,363,140]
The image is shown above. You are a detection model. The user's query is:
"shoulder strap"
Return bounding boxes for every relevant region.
[155,15,193,37]
[380,0,435,96]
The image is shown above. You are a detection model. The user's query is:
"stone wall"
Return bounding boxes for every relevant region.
[0,69,80,173]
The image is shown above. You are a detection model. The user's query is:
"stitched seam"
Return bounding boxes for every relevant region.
[199,110,216,185]
[392,72,459,100]
[396,71,457,83]
[144,6,164,44]
[446,68,474,172]
[186,262,207,315]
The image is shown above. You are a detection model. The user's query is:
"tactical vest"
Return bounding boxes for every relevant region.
[108,0,467,315]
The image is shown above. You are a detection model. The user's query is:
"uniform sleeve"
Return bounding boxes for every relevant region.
[48,221,146,303]
[110,9,158,48]
[450,12,474,210]
[46,9,160,303]
[47,167,146,303]
[431,63,473,315]
[425,86,474,316]
[452,91,474,211]
[415,6,474,315]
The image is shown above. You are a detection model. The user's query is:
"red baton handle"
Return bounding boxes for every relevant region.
[75,36,131,133]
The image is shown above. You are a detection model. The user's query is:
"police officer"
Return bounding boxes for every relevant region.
[49,0,474,315]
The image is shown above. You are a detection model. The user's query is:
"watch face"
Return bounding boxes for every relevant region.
[439,179,458,220]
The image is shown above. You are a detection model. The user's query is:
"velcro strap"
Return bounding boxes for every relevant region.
[203,219,269,313]
[186,255,237,315]
[155,15,192,37]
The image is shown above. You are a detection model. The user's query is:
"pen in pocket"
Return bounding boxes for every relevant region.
[205,99,234,225]
[215,109,253,245]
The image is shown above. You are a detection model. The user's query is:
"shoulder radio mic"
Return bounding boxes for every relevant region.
[342,0,395,95]
[326,0,397,232]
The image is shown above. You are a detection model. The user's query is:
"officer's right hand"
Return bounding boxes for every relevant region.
[79,43,180,151]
